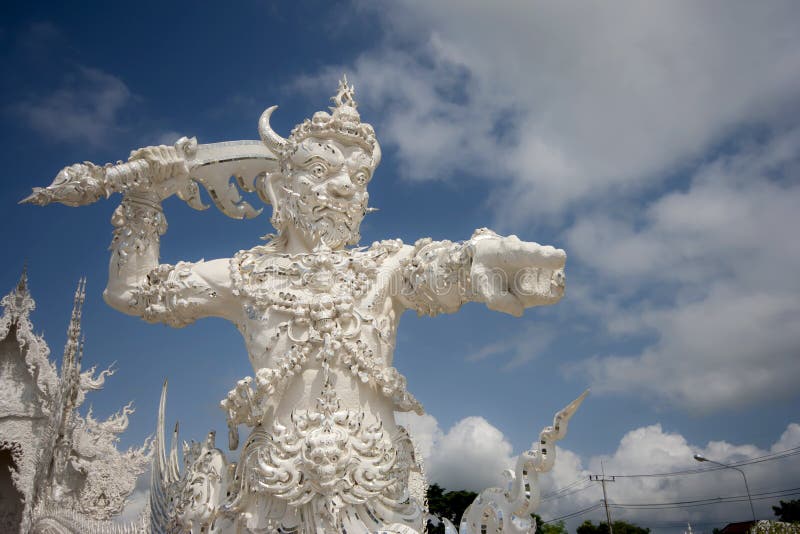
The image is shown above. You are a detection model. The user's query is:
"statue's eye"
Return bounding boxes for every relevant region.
[309,163,327,179]
[353,170,369,186]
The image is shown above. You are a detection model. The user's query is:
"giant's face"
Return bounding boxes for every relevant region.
[275,137,373,249]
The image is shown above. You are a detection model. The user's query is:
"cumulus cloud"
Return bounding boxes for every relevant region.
[297,2,800,413]
[115,488,148,523]
[401,411,800,531]
[544,423,800,531]
[14,66,132,146]
[305,0,800,223]
[397,412,514,492]
[114,467,150,524]
[567,128,800,412]
[153,130,184,146]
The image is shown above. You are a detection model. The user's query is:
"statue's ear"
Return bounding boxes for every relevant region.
[256,172,284,207]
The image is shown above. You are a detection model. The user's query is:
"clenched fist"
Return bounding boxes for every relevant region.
[469,229,566,317]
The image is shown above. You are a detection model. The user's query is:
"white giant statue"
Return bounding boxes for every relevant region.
[25,78,584,534]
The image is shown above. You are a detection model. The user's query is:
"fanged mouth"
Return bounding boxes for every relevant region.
[312,203,346,215]
[310,200,365,221]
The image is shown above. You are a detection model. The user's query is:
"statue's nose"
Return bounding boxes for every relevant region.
[327,172,355,199]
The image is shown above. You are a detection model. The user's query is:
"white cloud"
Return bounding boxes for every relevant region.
[466,322,555,369]
[306,0,800,223]
[567,128,800,412]
[153,131,184,146]
[401,411,800,531]
[543,422,800,531]
[115,488,148,524]
[15,66,132,146]
[567,128,800,287]
[397,412,513,492]
[298,5,800,414]
[114,467,150,524]
[773,424,800,453]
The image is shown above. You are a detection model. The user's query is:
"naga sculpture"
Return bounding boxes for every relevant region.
[25,77,583,534]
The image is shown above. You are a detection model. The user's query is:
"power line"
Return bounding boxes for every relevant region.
[541,479,594,502]
[543,502,604,523]
[539,446,800,505]
[540,487,800,526]
[541,477,588,499]
[607,486,800,510]
[630,521,748,532]
[537,445,800,525]
[609,446,800,478]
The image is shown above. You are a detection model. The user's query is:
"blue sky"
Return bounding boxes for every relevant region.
[2,1,800,530]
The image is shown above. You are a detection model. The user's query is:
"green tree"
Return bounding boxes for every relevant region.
[532,514,568,534]
[576,519,651,534]
[427,486,569,534]
[773,499,800,523]
[426,484,478,534]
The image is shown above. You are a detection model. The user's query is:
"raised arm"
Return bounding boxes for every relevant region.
[22,135,276,327]
[398,228,566,317]
[103,190,237,327]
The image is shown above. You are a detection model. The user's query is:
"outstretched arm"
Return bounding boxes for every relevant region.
[398,228,566,317]
[103,190,237,327]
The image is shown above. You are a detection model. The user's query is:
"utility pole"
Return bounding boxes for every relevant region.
[590,465,616,534]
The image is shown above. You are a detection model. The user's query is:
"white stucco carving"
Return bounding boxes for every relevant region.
[444,391,587,534]
[1,271,61,533]
[0,273,150,534]
[26,77,581,533]
[0,271,59,413]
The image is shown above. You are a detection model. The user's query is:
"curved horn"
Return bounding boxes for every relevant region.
[258,105,288,153]
[371,139,382,169]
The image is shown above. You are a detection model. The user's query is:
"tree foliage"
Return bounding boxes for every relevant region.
[532,514,568,534]
[426,488,570,534]
[752,520,800,534]
[772,499,800,523]
[576,519,651,534]
[426,484,478,533]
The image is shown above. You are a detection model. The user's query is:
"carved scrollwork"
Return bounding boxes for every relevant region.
[223,240,423,444]
[171,432,229,532]
[0,272,59,407]
[109,193,167,270]
[126,261,219,328]
[454,391,588,534]
[400,237,473,317]
[223,375,422,532]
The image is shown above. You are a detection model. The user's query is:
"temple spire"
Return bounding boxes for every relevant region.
[57,278,87,437]
[17,263,28,293]
[61,277,86,378]
[1,266,36,326]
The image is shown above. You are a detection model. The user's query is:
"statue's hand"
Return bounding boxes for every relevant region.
[21,137,206,211]
[470,230,566,317]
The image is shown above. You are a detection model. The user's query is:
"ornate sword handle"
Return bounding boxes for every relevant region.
[21,137,208,212]
[23,134,279,219]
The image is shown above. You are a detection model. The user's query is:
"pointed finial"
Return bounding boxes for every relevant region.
[332,75,358,110]
[2,265,36,326]
[17,264,28,293]
[62,277,87,373]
